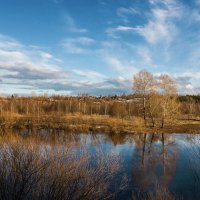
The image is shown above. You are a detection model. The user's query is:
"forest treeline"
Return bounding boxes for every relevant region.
[0,70,199,131]
[0,93,199,118]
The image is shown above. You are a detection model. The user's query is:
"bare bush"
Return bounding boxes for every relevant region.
[132,185,177,200]
[0,135,127,200]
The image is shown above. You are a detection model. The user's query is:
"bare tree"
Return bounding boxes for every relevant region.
[146,93,161,127]
[133,70,156,123]
[158,74,179,128]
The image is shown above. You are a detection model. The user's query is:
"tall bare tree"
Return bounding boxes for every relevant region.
[133,70,156,123]
[146,93,162,127]
[158,74,179,128]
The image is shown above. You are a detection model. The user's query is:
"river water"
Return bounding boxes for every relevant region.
[21,131,200,199]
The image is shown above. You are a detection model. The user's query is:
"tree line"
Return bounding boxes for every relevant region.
[0,70,199,128]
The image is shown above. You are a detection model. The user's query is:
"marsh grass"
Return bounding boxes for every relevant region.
[0,113,147,134]
[1,112,199,135]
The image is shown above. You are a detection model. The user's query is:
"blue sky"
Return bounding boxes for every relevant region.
[0,0,200,95]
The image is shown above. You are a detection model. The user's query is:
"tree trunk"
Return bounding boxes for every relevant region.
[162,133,166,174]
[142,134,147,166]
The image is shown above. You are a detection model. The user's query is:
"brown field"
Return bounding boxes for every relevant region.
[0,112,199,134]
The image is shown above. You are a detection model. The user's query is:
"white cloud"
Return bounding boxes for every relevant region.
[0,34,133,95]
[103,55,138,77]
[0,34,69,84]
[104,56,125,71]
[107,0,182,44]
[0,34,22,49]
[117,7,138,23]
[62,37,95,54]
[40,52,53,60]
[72,69,106,79]
[135,5,180,44]
[137,46,152,65]
[100,40,155,74]
[181,71,200,80]
[195,0,200,5]
[64,14,88,33]
[133,1,182,44]
[185,84,193,90]
[103,76,132,91]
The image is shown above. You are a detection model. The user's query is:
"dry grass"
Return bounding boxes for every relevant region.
[0,112,199,134]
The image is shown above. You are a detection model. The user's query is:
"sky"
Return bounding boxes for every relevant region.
[0,0,200,96]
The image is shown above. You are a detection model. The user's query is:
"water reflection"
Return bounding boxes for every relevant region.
[132,134,178,194]
[13,130,200,199]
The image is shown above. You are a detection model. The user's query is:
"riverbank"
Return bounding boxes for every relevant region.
[0,113,199,134]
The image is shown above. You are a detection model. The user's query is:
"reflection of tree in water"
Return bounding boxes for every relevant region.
[107,133,128,146]
[132,133,178,194]
[188,135,200,199]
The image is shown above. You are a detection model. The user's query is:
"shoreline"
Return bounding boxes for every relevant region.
[0,113,199,134]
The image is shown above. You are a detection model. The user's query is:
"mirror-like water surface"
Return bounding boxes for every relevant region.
[75,133,200,200]
[9,131,200,199]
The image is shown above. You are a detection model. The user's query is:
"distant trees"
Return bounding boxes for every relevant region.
[0,76,199,131]
[179,95,200,119]
[110,102,128,120]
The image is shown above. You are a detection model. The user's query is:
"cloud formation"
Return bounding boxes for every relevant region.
[0,34,133,95]
[62,37,95,54]
[1,0,200,95]
[107,0,182,44]
[64,14,88,33]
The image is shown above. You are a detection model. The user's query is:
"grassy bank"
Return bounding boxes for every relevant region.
[0,112,199,134]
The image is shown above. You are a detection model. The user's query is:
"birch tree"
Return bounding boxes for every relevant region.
[133,70,156,123]
[158,74,179,128]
